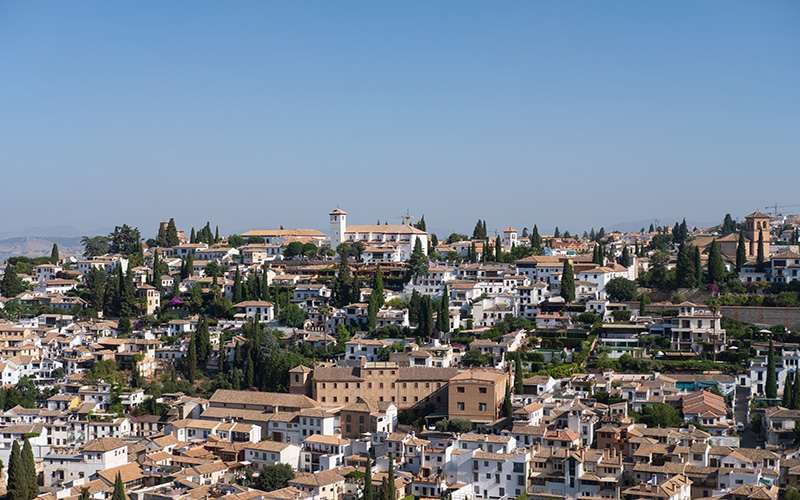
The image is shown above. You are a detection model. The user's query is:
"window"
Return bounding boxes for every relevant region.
[457,402,465,411]
[457,387,465,393]
[479,387,487,394]
[479,403,487,412]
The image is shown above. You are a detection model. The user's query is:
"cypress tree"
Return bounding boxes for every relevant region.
[111,472,125,500]
[502,382,513,418]
[639,295,647,317]
[736,230,747,272]
[675,243,695,288]
[166,218,180,246]
[79,489,90,500]
[1,266,25,298]
[531,225,542,253]
[693,246,703,287]
[560,260,575,303]
[482,220,487,239]
[707,240,725,284]
[261,265,270,301]
[386,453,396,500]
[514,356,524,394]
[792,369,800,410]
[215,225,220,243]
[152,250,162,290]
[367,286,381,332]
[190,228,196,244]
[766,339,778,399]
[245,351,254,389]
[784,372,794,409]
[233,266,243,304]
[7,440,23,500]
[408,291,421,326]
[373,265,384,307]
[438,285,450,333]
[619,246,631,268]
[363,456,373,500]
[554,227,561,238]
[22,438,37,500]
[50,243,59,264]
[184,332,197,382]
[196,317,211,367]
[495,235,503,262]
[756,229,765,272]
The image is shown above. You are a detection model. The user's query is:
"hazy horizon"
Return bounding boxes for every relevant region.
[1,1,797,236]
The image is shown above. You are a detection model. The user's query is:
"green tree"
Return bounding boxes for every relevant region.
[81,235,110,257]
[111,472,126,500]
[502,382,513,418]
[530,225,542,253]
[1,266,27,298]
[283,241,304,259]
[363,455,374,500]
[639,403,682,428]
[79,488,90,500]
[184,333,197,382]
[472,220,486,240]
[560,260,575,303]
[7,440,24,500]
[367,287,382,332]
[784,372,795,409]
[385,453,396,500]
[619,246,631,267]
[86,266,106,311]
[707,240,725,284]
[766,339,777,398]
[278,304,307,328]
[166,218,180,247]
[756,229,765,272]
[675,243,695,288]
[408,238,429,277]
[736,230,747,272]
[514,356,524,394]
[785,487,800,500]
[639,295,647,317]
[605,277,637,301]
[50,243,59,264]
[22,439,37,500]
[437,285,450,333]
[463,348,489,367]
[792,367,800,410]
[254,463,294,492]
[195,316,211,367]
[228,234,245,248]
[118,317,132,336]
[693,245,703,287]
[233,266,243,304]
[109,225,141,255]
[373,265,385,308]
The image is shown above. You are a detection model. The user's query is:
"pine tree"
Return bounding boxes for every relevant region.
[50,243,59,264]
[502,382,513,418]
[363,456,373,500]
[111,472,126,500]
[0,266,25,299]
[514,356,524,394]
[184,332,197,382]
[707,240,725,284]
[736,230,747,272]
[22,438,37,500]
[408,238,429,277]
[233,266,243,304]
[437,285,450,334]
[560,260,575,303]
[756,229,765,272]
[472,220,485,240]
[7,440,23,500]
[766,339,778,399]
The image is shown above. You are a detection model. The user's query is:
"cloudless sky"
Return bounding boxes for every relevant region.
[1,1,798,238]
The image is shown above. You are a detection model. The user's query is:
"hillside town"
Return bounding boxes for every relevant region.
[1,208,800,500]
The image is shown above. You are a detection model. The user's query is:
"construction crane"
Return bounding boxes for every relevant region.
[765,203,800,216]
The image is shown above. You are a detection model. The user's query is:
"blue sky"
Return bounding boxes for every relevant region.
[1,1,798,238]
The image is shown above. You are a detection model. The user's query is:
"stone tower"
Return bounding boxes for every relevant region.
[330,208,347,250]
[745,211,771,258]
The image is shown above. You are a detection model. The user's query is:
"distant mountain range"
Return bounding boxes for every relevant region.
[0,237,85,264]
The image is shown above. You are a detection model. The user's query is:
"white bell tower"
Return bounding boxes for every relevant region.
[329,208,347,250]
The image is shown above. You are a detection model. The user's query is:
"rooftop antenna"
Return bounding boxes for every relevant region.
[397,209,414,225]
